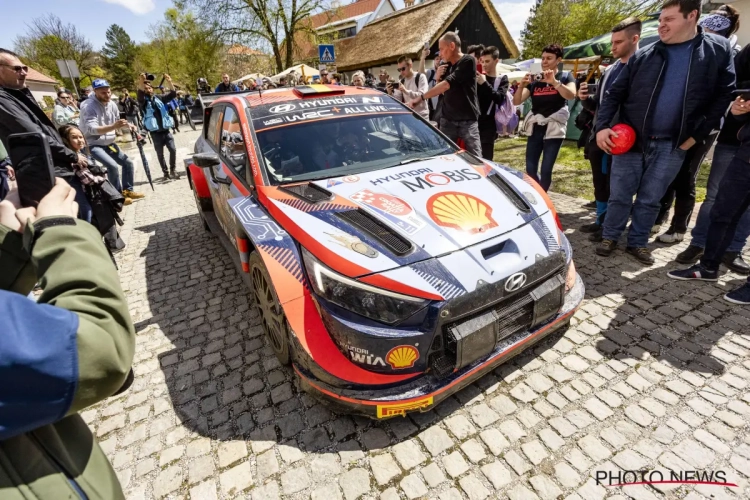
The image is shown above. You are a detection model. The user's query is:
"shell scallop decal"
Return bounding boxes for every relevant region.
[426,191,498,234]
[386,345,419,369]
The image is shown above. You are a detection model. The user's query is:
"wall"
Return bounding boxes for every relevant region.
[27,81,58,109]
[731,0,750,48]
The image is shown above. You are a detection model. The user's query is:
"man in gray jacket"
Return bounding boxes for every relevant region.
[80,79,144,204]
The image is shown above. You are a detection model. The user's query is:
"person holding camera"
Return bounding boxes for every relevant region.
[80,79,145,204]
[119,88,139,128]
[0,49,89,187]
[594,0,734,265]
[409,32,482,157]
[390,55,429,120]
[513,44,576,192]
[0,179,135,499]
[577,18,641,242]
[141,74,179,181]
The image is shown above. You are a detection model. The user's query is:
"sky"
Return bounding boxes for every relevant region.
[0,0,534,57]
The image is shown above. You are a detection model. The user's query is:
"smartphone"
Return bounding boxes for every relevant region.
[119,112,127,120]
[733,89,750,100]
[476,62,484,74]
[424,42,429,50]
[8,132,56,208]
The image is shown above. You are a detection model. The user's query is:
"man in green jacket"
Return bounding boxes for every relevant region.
[0,179,135,499]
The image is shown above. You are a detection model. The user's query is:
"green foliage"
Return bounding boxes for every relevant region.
[519,0,661,59]
[102,25,139,90]
[42,96,55,110]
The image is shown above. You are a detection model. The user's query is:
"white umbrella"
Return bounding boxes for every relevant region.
[233,73,267,85]
[496,62,518,74]
[271,64,320,83]
[502,70,529,83]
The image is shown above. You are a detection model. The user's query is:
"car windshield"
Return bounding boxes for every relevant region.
[248,96,456,185]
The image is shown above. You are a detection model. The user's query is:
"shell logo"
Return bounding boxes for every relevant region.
[386,345,419,369]
[426,191,498,234]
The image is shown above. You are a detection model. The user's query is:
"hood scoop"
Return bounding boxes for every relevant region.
[280,183,333,203]
[487,173,532,214]
[335,209,414,256]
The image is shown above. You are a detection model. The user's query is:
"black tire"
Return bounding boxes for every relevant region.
[249,251,291,365]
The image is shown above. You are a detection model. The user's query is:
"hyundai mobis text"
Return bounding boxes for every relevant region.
[185,85,584,418]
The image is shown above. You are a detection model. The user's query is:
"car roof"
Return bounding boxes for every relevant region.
[239,85,385,108]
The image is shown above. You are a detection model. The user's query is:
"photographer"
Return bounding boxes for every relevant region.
[513,44,576,192]
[141,75,179,180]
[0,179,135,499]
[390,55,429,120]
[80,79,145,204]
[410,32,481,157]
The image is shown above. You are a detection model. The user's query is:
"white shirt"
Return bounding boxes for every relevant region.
[393,71,429,120]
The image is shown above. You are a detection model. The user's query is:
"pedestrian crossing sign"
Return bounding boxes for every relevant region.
[319,45,335,64]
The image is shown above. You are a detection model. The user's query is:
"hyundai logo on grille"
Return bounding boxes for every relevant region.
[504,272,527,292]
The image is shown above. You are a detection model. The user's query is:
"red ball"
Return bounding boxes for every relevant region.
[610,123,636,155]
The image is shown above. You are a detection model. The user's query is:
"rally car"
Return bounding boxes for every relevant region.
[184,85,585,418]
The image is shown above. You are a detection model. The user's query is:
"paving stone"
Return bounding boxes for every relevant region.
[418,426,454,457]
[582,398,614,421]
[339,468,370,500]
[566,409,595,429]
[460,439,487,463]
[694,428,731,455]
[217,440,247,468]
[444,414,477,440]
[507,483,541,500]
[595,390,622,408]
[517,408,542,428]
[481,460,512,489]
[489,394,518,415]
[510,382,538,402]
[530,474,563,500]
[281,466,311,495]
[538,427,565,451]
[560,355,590,373]
[504,449,532,475]
[673,439,715,468]
[422,462,447,487]
[400,474,428,500]
[190,480,219,500]
[522,439,549,465]
[599,427,629,450]
[578,435,611,462]
[547,364,575,383]
[458,474,491,500]
[370,453,401,485]
[716,410,746,428]
[257,449,280,480]
[443,451,470,478]
[479,428,510,455]
[624,405,654,427]
[555,462,582,488]
[468,403,500,428]
[391,440,426,470]
[438,487,464,500]
[154,465,182,498]
[611,450,648,470]
[526,373,555,393]
[310,483,342,500]
[549,417,577,438]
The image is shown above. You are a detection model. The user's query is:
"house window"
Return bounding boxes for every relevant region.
[337,26,356,38]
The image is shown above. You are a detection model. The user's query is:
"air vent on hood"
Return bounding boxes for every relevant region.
[487,173,532,214]
[280,183,333,203]
[457,151,484,165]
[335,209,413,256]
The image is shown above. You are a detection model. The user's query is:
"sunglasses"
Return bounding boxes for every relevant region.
[397,67,407,72]
[1,64,28,73]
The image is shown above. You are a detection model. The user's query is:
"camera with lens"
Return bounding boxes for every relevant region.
[534,73,545,82]
[145,73,156,81]
[196,77,211,94]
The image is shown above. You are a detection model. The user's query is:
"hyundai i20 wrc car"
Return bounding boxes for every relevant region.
[184,84,585,419]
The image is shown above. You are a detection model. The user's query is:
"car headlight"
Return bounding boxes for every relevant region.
[301,248,429,325]
[565,259,577,292]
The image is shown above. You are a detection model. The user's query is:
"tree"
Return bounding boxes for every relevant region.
[14,14,96,91]
[176,0,328,73]
[101,25,139,90]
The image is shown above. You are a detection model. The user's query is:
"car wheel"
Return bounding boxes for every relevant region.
[192,186,212,232]
[249,252,291,365]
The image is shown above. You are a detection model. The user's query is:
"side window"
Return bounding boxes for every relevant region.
[219,106,247,173]
[206,106,223,148]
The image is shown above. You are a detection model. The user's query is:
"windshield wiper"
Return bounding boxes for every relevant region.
[397,155,439,166]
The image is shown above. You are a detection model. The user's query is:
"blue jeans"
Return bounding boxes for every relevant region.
[691,144,750,252]
[525,124,563,191]
[90,143,134,193]
[603,139,687,247]
[67,176,93,223]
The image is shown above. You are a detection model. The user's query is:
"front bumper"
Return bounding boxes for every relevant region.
[294,273,585,418]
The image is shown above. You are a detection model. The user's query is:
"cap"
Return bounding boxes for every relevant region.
[92,79,110,89]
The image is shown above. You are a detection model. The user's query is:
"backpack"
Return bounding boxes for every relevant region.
[398,73,425,103]
[489,76,516,132]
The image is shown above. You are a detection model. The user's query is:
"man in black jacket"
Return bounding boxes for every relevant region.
[578,18,641,242]
[594,0,735,265]
[0,48,87,182]
[477,46,508,160]
[668,95,750,304]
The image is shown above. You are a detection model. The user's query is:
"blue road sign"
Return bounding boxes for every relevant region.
[319,45,335,64]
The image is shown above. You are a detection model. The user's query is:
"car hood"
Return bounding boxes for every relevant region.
[262,154,552,281]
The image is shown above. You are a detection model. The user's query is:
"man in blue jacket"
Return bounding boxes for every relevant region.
[594,0,735,265]
[215,73,239,93]
[140,74,179,180]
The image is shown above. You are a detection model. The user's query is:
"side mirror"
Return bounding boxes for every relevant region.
[192,152,220,168]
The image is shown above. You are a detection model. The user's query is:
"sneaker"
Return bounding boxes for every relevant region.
[722,252,750,275]
[123,197,133,206]
[123,189,145,199]
[626,246,655,265]
[588,227,603,242]
[170,170,180,180]
[668,264,719,281]
[724,283,750,304]
[161,174,171,182]
[579,222,601,233]
[582,200,597,210]
[676,244,704,264]
[596,239,617,256]
[651,223,663,234]
[656,229,685,244]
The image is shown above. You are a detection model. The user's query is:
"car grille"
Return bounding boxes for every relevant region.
[336,209,413,256]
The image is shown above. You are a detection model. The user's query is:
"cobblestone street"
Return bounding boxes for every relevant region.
[88,129,750,500]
